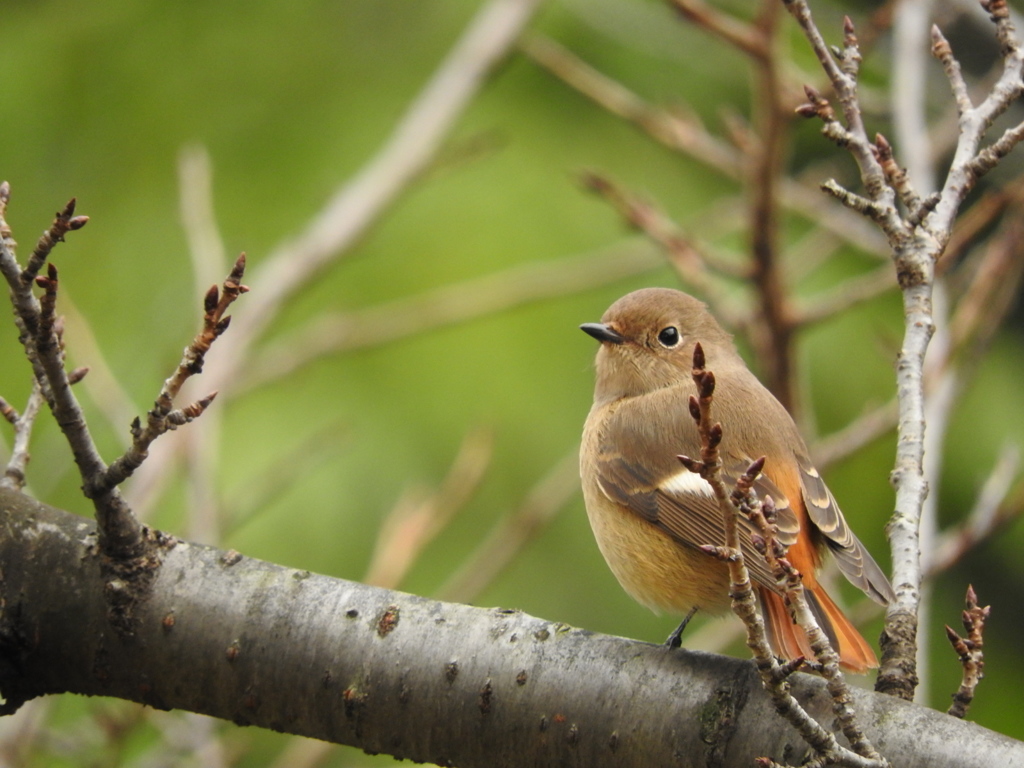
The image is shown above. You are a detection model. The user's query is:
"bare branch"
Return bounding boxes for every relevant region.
[522,33,890,255]
[811,399,898,471]
[784,0,1024,704]
[680,345,887,767]
[580,172,743,321]
[243,240,663,392]
[364,428,493,590]
[928,444,1022,577]
[0,382,44,491]
[669,0,765,57]
[438,449,579,604]
[925,3,1024,246]
[100,256,248,493]
[20,197,88,284]
[795,263,896,326]
[945,585,990,719]
[931,26,973,117]
[203,0,546,396]
[0,183,144,558]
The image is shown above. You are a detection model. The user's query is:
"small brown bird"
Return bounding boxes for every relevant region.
[580,287,894,672]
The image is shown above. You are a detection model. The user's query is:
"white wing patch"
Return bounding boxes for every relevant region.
[660,469,715,498]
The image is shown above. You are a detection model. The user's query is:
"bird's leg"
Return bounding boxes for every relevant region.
[665,606,700,649]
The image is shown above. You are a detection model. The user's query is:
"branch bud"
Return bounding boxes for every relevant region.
[204,285,219,314]
[688,395,701,422]
[691,342,705,371]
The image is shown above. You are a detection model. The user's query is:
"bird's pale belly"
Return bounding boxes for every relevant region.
[583,487,733,616]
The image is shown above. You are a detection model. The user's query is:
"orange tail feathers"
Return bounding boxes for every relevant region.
[757,585,878,673]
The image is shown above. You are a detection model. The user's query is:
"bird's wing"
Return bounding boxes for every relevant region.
[594,399,799,593]
[796,452,895,605]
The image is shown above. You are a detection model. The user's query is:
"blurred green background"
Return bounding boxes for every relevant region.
[1,0,1022,765]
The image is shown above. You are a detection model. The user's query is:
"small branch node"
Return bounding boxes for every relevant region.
[795,85,835,123]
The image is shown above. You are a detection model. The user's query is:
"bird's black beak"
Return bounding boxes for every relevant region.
[580,322,625,344]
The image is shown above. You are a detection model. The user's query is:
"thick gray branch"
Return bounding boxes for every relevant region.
[0,488,1020,767]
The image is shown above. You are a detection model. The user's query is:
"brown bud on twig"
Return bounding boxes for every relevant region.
[843,15,857,45]
[204,285,219,314]
[57,198,76,223]
[677,454,704,474]
[744,456,765,480]
[183,393,217,417]
[873,133,893,161]
[688,395,701,422]
[775,656,807,680]
[698,370,716,399]
[708,422,723,450]
[981,0,1009,23]
[699,544,741,562]
[215,316,232,336]
[794,103,820,119]
[691,341,705,371]
[795,84,835,122]
[168,391,219,426]
[944,624,965,651]
[230,252,247,280]
[0,397,18,425]
[931,27,952,60]
[68,367,90,385]
[579,170,612,195]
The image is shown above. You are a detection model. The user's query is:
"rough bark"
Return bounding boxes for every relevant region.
[0,487,1020,767]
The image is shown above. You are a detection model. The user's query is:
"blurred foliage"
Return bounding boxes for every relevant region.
[0,0,1022,765]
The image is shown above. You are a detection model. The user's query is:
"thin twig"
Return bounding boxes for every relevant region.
[746,1,799,410]
[927,444,1022,577]
[521,33,890,255]
[124,0,547,508]
[795,263,897,326]
[363,428,493,590]
[200,0,546,398]
[677,346,776,673]
[735,488,883,762]
[0,382,44,491]
[669,0,765,57]
[579,172,744,323]
[242,240,663,393]
[680,345,887,768]
[924,1,1024,250]
[221,420,349,538]
[945,585,990,719]
[20,198,88,285]
[0,182,144,558]
[99,255,248,494]
[438,449,580,604]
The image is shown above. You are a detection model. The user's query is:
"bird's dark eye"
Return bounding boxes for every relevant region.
[657,326,680,348]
